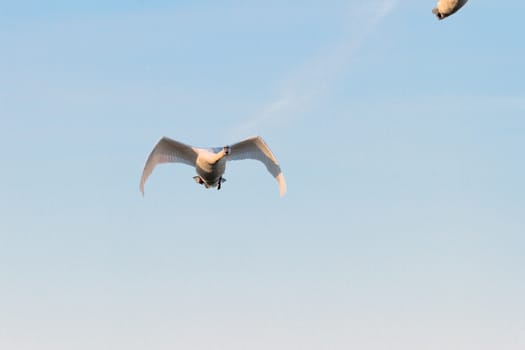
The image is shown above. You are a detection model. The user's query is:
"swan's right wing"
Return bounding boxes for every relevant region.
[139,137,198,195]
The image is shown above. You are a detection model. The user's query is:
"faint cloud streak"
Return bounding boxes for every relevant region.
[228,0,399,138]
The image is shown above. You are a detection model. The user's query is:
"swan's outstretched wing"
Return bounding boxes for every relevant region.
[228,136,287,196]
[140,137,198,195]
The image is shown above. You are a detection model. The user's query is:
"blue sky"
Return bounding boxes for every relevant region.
[1,1,524,349]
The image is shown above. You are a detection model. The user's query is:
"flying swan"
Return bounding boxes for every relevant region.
[432,0,468,20]
[140,136,286,197]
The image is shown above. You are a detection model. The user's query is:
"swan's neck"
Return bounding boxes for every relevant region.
[209,148,227,164]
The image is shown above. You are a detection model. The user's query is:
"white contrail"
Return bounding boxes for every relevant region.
[228,0,399,138]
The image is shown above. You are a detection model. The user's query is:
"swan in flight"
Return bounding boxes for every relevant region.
[140,136,286,197]
[432,0,468,20]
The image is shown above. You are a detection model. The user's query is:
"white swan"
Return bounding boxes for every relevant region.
[140,136,286,197]
[432,0,468,20]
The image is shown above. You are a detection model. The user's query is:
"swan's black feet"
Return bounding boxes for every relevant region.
[217,177,225,190]
[193,176,204,185]
[223,145,231,155]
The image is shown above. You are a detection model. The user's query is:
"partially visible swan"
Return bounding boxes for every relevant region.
[140,136,286,197]
[432,0,468,20]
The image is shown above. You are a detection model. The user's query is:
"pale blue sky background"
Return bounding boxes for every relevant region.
[1,1,524,349]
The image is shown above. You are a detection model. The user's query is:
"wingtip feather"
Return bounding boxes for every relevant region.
[277,173,287,197]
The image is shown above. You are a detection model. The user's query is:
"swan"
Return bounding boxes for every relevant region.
[140,136,286,197]
[432,0,468,20]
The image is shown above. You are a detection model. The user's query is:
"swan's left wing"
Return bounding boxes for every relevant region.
[227,136,287,196]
